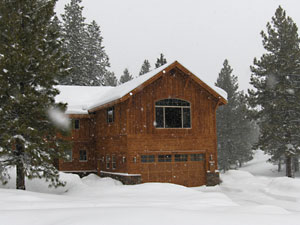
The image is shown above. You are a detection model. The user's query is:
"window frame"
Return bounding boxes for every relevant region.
[72,119,80,130]
[79,149,87,162]
[190,153,204,161]
[106,155,110,169]
[174,154,188,162]
[141,155,155,163]
[154,98,191,129]
[158,154,172,162]
[107,107,115,123]
[112,155,116,169]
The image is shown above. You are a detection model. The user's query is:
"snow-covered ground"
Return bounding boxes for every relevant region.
[1,150,300,225]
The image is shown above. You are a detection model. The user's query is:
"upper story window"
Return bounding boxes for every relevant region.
[107,107,114,123]
[72,119,80,129]
[155,99,191,128]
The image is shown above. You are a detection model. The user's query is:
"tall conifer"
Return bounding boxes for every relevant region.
[155,53,167,68]
[60,0,111,86]
[0,0,70,189]
[139,59,151,76]
[248,6,300,177]
[119,68,133,84]
[216,60,256,171]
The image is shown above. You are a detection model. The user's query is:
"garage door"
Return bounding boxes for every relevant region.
[139,152,206,187]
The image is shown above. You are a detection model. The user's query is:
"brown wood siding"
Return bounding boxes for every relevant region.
[122,69,218,186]
[61,66,221,187]
[59,117,96,172]
[59,141,96,172]
[94,102,128,174]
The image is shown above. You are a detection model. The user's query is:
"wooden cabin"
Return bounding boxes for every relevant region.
[56,61,227,187]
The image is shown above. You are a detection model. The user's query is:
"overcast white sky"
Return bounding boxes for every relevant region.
[55,0,300,91]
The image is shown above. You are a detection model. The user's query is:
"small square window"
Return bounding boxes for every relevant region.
[190,154,204,161]
[79,150,87,161]
[141,155,155,163]
[72,119,80,129]
[175,154,188,162]
[158,154,172,162]
[107,107,114,123]
[64,149,72,162]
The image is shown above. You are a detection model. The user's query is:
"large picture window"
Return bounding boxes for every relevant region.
[155,99,191,128]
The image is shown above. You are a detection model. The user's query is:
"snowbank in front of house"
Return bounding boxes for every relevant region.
[1,150,300,225]
[0,167,81,194]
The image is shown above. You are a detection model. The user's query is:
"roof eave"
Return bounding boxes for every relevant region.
[88,60,227,113]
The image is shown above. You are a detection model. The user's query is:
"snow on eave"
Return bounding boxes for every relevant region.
[87,61,227,112]
[87,62,174,112]
[55,85,114,115]
[55,61,227,115]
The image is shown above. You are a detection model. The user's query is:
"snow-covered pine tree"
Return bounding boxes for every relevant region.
[139,59,151,76]
[103,71,118,86]
[59,0,87,85]
[85,20,110,86]
[59,0,112,86]
[0,0,70,189]
[248,6,300,177]
[119,68,133,84]
[155,53,167,68]
[216,59,256,171]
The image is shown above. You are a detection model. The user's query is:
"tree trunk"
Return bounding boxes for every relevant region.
[16,142,25,190]
[278,160,281,172]
[286,155,294,178]
[293,157,299,172]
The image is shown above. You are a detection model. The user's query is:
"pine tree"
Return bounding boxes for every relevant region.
[59,0,87,85]
[216,60,256,171]
[85,20,110,85]
[119,68,133,84]
[155,53,167,68]
[248,6,300,177]
[0,0,70,189]
[139,59,151,76]
[59,0,111,86]
[103,71,118,86]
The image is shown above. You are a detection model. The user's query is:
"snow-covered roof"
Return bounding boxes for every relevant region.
[56,61,227,114]
[87,62,173,111]
[55,85,113,114]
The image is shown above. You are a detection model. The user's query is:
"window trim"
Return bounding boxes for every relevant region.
[174,154,188,162]
[107,107,115,123]
[73,119,80,130]
[79,149,87,162]
[112,155,116,170]
[158,154,172,162]
[190,153,204,161]
[141,155,155,163]
[106,155,110,169]
[154,98,192,129]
